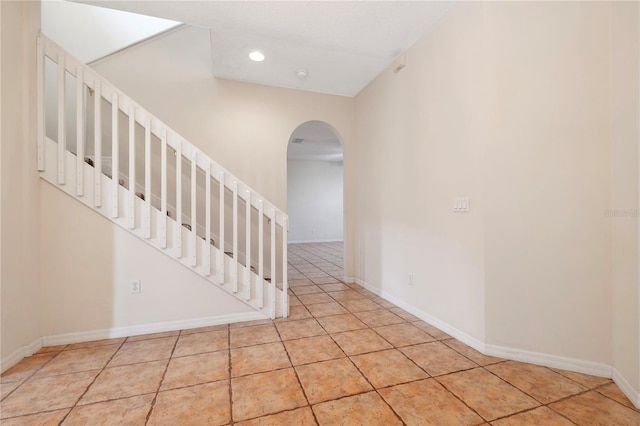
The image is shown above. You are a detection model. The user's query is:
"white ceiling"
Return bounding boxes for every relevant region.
[288,121,343,162]
[76,1,455,96]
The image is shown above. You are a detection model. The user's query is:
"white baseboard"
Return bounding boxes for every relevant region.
[612,367,640,409]
[355,277,617,382]
[42,312,267,347]
[289,239,343,244]
[1,338,43,374]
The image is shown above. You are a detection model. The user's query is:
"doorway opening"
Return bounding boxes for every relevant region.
[286,121,345,281]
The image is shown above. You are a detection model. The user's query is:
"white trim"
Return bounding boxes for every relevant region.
[613,367,640,409]
[355,277,614,381]
[289,239,344,244]
[42,312,267,347]
[1,338,43,374]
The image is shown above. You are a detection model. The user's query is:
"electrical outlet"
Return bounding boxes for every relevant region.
[130,280,141,294]
[408,273,414,286]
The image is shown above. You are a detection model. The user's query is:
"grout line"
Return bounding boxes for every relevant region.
[144,331,180,425]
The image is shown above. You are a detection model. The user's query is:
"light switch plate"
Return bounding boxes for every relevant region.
[453,197,470,212]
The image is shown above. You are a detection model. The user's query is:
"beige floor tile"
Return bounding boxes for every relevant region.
[318,283,351,292]
[550,368,612,389]
[326,290,366,302]
[295,358,371,404]
[305,272,331,279]
[126,330,180,342]
[148,381,230,426]
[1,353,57,383]
[316,314,368,333]
[388,307,421,322]
[161,350,229,390]
[283,335,345,366]
[379,379,483,425]
[298,292,335,305]
[291,285,324,295]
[442,339,503,366]
[275,319,326,341]
[491,406,575,426]
[231,324,280,348]
[63,394,154,425]
[288,279,316,287]
[339,298,382,313]
[550,391,640,425]
[279,305,314,321]
[173,330,228,356]
[374,323,436,347]
[351,349,428,388]
[289,296,302,306]
[486,361,587,404]
[437,368,539,421]
[411,321,451,340]
[108,337,176,367]
[232,368,307,421]
[1,381,21,401]
[64,338,126,350]
[0,409,69,426]
[331,329,392,356]
[369,296,397,309]
[401,342,477,376]
[354,309,404,327]
[1,370,97,419]
[230,319,274,329]
[236,407,316,426]
[313,391,402,425]
[597,382,638,410]
[311,277,340,285]
[231,342,291,377]
[306,302,349,318]
[35,345,67,354]
[36,345,120,377]
[79,360,166,405]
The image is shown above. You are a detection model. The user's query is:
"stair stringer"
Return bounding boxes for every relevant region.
[41,136,284,319]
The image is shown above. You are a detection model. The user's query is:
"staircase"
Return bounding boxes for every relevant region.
[36,34,289,319]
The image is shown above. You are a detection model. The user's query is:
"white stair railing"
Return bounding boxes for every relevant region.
[37,34,289,319]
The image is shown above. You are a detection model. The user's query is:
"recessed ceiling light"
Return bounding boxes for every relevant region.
[249,51,265,62]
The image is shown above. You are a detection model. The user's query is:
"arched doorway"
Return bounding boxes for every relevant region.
[286,121,346,283]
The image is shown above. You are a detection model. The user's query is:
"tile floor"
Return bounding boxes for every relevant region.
[1,242,639,425]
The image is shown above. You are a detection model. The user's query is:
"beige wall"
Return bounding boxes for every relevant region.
[355,2,487,341]
[355,0,626,371]
[91,25,356,276]
[39,183,257,338]
[611,1,640,391]
[0,0,42,363]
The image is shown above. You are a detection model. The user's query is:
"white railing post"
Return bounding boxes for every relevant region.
[76,66,84,196]
[160,129,167,248]
[245,190,251,301]
[127,107,135,229]
[258,199,264,308]
[232,181,238,293]
[218,171,225,284]
[111,93,119,218]
[205,161,211,275]
[37,37,45,171]
[144,119,151,238]
[270,208,276,319]
[190,150,197,267]
[57,54,66,185]
[282,217,288,317]
[93,80,102,207]
[175,139,182,258]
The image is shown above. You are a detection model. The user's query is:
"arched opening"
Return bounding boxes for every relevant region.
[286,121,346,284]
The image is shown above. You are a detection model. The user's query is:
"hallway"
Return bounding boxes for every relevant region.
[1,243,638,424]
